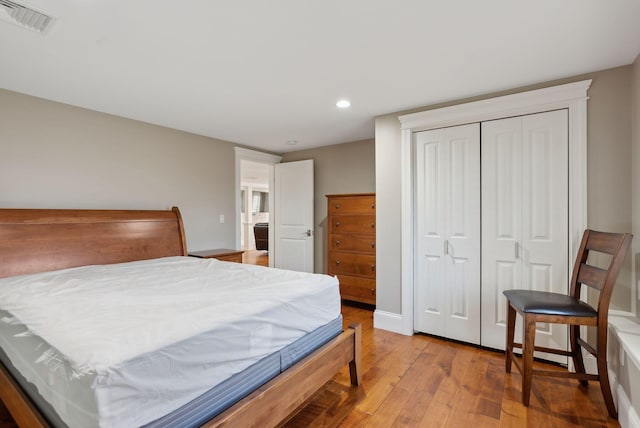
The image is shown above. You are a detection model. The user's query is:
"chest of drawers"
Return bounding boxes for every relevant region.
[326,193,375,305]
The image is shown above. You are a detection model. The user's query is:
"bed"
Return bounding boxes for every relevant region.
[0,207,361,427]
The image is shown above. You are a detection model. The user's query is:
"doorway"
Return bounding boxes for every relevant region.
[234,148,281,267]
[240,160,271,252]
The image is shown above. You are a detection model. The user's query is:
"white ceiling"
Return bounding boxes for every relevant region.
[1,1,639,154]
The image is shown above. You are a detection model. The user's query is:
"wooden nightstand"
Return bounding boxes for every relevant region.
[188,249,244,263]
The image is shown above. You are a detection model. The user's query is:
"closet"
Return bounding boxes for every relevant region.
[414,109,569,353]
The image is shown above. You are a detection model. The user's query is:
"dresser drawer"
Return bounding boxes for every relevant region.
[329,234,375,254]
[330,215,375,234]
[328,196,376,215]
[336,275,376,305]
[328,252,375,278]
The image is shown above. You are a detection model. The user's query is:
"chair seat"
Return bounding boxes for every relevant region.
[503,289,597,317]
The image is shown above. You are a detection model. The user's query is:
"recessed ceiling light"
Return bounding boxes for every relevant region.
[286,140,298,146]
[336,99,351,108]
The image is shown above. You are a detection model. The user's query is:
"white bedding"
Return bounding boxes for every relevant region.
[0,256,340,428]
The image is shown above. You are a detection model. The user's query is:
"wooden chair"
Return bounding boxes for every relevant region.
[503,229,632,418]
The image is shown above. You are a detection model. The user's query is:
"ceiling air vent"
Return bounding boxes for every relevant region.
[0,0,52,33]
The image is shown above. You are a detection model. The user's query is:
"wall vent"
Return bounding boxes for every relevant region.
[0,0,53,33]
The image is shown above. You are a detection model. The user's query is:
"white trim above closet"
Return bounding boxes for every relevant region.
[392,80,591,336]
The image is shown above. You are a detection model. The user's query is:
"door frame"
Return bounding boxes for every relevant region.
[234,148,282,267]
[390,80,592,336]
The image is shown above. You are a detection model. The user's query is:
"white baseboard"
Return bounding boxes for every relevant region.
[373,310,412,335]
[613,371,640,428]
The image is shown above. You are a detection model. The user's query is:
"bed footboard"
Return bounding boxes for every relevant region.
[0,361,48,428]
[202,323,362,428]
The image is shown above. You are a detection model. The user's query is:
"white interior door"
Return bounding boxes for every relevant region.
[414,123,481,344]
[273,160,314,272]
[481,110,569,362]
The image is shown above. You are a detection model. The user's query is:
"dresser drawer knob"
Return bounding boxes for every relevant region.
[336,203,340,209]
[371,264,375,270]
[335,260,340,265]
[370,288,375,295]
[371,242,375,248]
[336,240,340,246]
[336,222,340,227]
[371,223,375,228]
[371,203,375,209]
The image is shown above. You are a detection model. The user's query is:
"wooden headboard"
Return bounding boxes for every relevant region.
[0,207,187,278]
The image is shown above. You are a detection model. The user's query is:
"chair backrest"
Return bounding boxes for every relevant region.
[569,230,632,318]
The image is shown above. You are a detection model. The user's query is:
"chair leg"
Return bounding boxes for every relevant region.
[521,315,536,406]
[596,346,618,419]
[570,324,588,387]
[505,303,516,374]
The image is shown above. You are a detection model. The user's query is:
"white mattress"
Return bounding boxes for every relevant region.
[0,256,340,428]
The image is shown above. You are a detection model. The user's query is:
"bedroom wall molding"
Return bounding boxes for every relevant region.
[373,309,405,333]
[234,148,281,259]
[385,79,592,337]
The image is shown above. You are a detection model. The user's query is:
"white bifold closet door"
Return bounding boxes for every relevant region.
[414,123,481,344]
[480,109,569,362]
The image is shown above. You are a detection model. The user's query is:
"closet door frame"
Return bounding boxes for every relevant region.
[392,80,591,337]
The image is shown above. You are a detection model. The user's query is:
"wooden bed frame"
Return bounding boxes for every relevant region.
[0,207,361,428]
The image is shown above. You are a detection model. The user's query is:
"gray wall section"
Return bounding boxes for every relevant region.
[281,139,376,274]
[375,65,635,315]
[633,53,640,318]
[0,89,238,252]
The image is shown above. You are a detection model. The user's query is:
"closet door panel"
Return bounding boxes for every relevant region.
[481,110,569,361]
[415,124,480,344]
[521,110,569,354]
[415,129,446,336]
[481,117,522,350]
[444,124,480,344]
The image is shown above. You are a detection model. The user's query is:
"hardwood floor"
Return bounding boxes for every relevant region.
[0,305,620,428]
[283,304,620,428]
[244,249,269,266]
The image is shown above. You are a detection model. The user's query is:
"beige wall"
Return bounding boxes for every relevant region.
[281,139,375,273]
[633,53,640,317]
[0,89,238,252]
[375,65,635,315]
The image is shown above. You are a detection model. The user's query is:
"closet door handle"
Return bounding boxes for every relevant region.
[514,242,519,259]
[444,240,449,255]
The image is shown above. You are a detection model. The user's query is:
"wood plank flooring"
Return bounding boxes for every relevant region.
[283,304,620,428]
[244,249,269,267]
[0,305,620,428]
